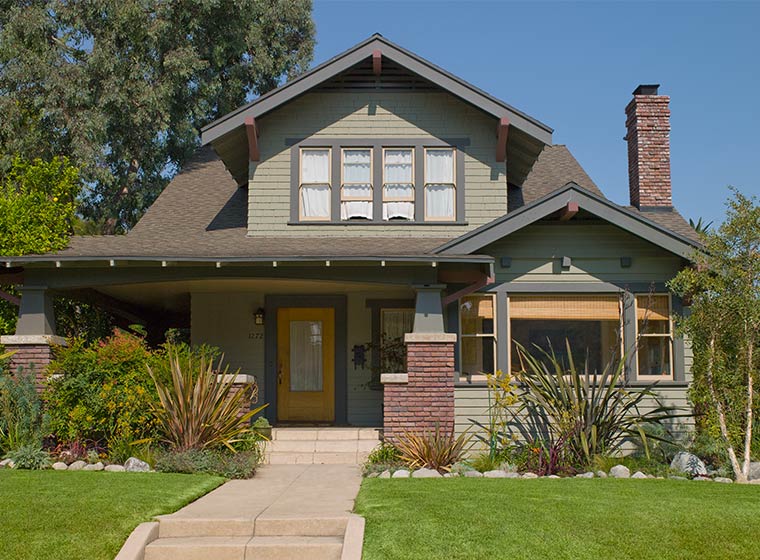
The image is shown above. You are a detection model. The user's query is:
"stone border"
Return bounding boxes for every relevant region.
[216,374,257,384]
[380,373,408,384]
[340,514,366,560]
[404,332,457,343]
[0,334,67,346]
[114,521,159,560]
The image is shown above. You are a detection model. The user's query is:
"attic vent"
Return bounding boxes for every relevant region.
[314,58,438,92]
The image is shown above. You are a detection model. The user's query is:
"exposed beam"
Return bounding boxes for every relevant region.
[372,49,382,75]
[496,117,509,162]
[0,268,24,284]
[244,116,260,162]
[0,290,20,306]
[442,273,495,306]
[437,270,488,284]
[559,201,580,221]
[67,288,148,325]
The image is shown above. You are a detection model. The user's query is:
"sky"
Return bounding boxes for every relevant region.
[311,0,760,226]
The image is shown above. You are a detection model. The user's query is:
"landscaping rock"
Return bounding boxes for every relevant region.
[714,477,733,484]
[391,469,410,479]
[378,470,391,479]
[631,471,647,479]
[670,452,707,477]
[483,470,508,478]
[124,457,150,472]
[748,462,760,481]
[0,458,13,468]
[464,470,483,478]
[595,470,607,478]
[412,468,441,478]
[748,479,760,485]
[52,462,68,471]
[693,476,712,481]
[575,472,594,479]
[105,464,125,472]
[545,475,561,479]
[609,465,630,479]
[521,472,539,479]
[443,473,454,478]
[668,475,688,481]
[504,472,520,478]
[68,460,87,471]
[84,462,104,471]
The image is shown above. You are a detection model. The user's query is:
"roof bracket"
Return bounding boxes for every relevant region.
[442,273,495,307]
[496,117,509,162]
[245,116,260,162]
[372,49,382,76]
[559,201,579,221]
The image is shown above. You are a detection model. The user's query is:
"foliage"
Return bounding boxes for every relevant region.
[395,425,471,472]
[0,1,315,233]
[670,188,760,482]
[689,216,714,235]
[511,342,682,473]
[147,350,266,451]
[362,442,404,475]
[4,443,51,470]
[154,448,262,479]
[0,368,49,453]
[469,369,519,461]
[252,416,271,429]
[467,451,516,473]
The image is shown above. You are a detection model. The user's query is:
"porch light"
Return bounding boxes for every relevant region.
[254,308,265,325]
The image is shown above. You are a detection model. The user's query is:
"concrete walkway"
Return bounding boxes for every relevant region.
[129,465,365,560]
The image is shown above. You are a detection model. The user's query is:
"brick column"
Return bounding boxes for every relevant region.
[0,335,67,389]
[382,333,456,442]
[218,374,259,418]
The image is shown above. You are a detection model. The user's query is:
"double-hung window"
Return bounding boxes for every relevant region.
[299,148,331,221]
[424,148,456,221]
[341,149,372,220]
[635,294,673,378]
[460,295,497,380]
[382,148,415,221]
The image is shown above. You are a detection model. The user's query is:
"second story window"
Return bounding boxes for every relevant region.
[383,148,414,221]
[341,149,372,220]
[299,148,331,221]
[424,148,456,221]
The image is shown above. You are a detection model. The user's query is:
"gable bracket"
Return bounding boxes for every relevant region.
[559,201,579,221]
[442,273,495,306]
[372,49,382,76]
[244,116,260,162]
[496,117,509,162]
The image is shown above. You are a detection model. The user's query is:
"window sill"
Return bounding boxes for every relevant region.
[287,221,468,226]
[454,380,689,389]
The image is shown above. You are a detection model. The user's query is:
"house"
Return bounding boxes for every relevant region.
[1,35,699,445]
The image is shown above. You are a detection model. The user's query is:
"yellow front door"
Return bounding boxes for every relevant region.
[277,307,335,423]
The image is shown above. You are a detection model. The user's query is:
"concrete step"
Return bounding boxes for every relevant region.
[265,428,381,465]
[271,428,380,441]
[144,536,343,560]
[247,536,343,560]
[254,516,349,537]
[267,451,361,465]
[156,516,254,538]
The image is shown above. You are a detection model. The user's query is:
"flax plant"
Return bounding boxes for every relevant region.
[396,424,472,472]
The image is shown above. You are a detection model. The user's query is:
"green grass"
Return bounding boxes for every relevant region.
[0,470,224,560]
[356,478,760,560]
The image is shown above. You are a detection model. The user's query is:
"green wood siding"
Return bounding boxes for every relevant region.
[248,91,505,236]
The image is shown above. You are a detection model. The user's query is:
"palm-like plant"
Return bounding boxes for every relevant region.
[147,351,266,452]
[396,424,471,472]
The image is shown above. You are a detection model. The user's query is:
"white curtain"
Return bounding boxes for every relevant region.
[301,149,330,183]
[341,200,373,220]
[343,149,371,183]
[425,185,455,219]
[384,149,413,183]
[425,149,454,183]
[301,185,330,219]
[290,320,323,392]
[383,201,414,220]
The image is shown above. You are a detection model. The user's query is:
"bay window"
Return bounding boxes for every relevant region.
[340,149,373,220]
[299,148,331,220]
[424,148,456,221]
[635,294,673,378]
[382,148,415,221]
[460,295,496,380]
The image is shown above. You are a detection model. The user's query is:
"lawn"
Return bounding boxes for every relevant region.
[355,478,760,560]
[0,470,223,560]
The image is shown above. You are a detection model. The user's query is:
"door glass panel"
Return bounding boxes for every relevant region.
[290,320,323,391]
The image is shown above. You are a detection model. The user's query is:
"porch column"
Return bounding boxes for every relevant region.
[0,287,66,388]
[382,285,456,442]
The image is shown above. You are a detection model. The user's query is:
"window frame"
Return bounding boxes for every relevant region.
[634,293,674,380]
[382,147,416,203]
[340,148,373,202]
[298,147,332,222]
[423,147,457,222]
[458,293,497,382]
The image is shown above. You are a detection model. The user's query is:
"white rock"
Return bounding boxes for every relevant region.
[391,469,410,478]
[714,477,733,483]
[631,471,647,479]
[0,458,12,468]
[464,470,483,478]
[124,457,150,472]
[105,465,125,472]
[504,472,520,478]
[546,475,561,479]
[668,475,688,481]
[575,472,594,479]
[443,473,453,478]
[748,462,760,481]
[748,479,760,485]
[378,470,391,479]
[83,462,104,471]
[412,468,441,478]
[595,470,608,478]
[483,470,508,478]
[68,460,87,471]
[521,472,539,479]
[609,465,631,479]
[670,452,707,477]
[693,476,712,481]
[52,462,68,471]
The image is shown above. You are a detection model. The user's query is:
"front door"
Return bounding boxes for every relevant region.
[276,307,335,423]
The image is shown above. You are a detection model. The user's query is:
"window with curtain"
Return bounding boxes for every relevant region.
[635,294,673,378]
[460,295,496,380]
[380,308,414,373]
[509,295,622,374]
[299,148,331,220]
[424,148,455,221]
[382,148,415,221]
[341,149,372,220]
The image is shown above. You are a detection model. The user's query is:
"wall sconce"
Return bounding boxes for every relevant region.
[254,308,265,325]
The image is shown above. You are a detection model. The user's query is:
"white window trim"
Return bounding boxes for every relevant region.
[340,148,373,202]
[423,147,456,221]
[459,293,497,381]
[382,147,415,202]
[634,292,674,380]
[299,147,332,221]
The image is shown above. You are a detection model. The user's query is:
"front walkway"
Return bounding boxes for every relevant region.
[129,465,364,560]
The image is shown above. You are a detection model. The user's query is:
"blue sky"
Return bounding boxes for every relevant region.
[311,1,760,226]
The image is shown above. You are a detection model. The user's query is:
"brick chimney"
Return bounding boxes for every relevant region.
[625,84,672,209]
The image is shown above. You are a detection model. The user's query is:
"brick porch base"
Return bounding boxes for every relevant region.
[0,335,67,389]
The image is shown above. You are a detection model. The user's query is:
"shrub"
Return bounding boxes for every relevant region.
[362,442,403,475]
[468,451,516,473]
[0,369,49,453]
[154,448,261,479]
[5,444,51,470]
[396,425,471,472]
[147,350,266,451]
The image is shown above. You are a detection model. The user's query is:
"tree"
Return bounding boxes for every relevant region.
[670,188,760,482]
[0,0,315,233]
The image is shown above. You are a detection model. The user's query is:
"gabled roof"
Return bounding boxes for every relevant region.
[435,182,702,259]
[201,33,553,187]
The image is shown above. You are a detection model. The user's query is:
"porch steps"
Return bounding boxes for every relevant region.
[264,428,381,465]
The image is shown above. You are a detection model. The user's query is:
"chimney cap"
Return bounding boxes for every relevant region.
[633,84,660,96]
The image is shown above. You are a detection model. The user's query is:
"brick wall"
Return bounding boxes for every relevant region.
[625,92,672,209]
[3,343,55,390]
[383,336,455,442]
